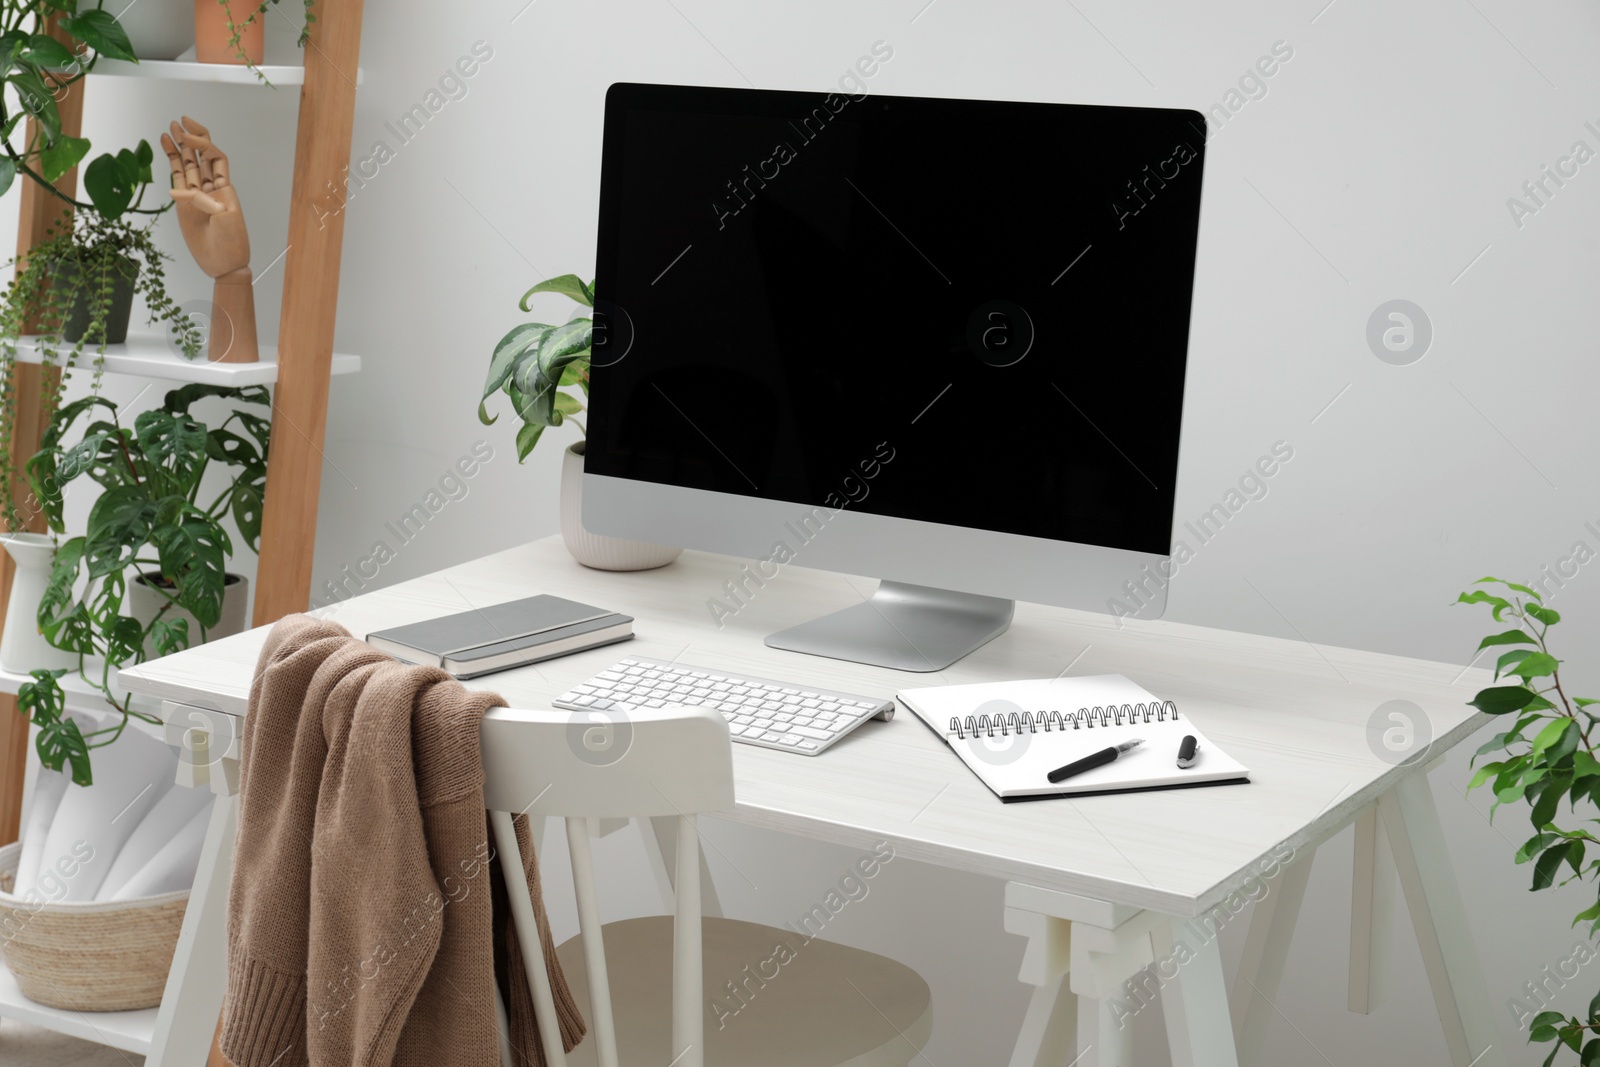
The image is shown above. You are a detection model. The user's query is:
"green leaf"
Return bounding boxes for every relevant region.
[1534,844,1567,889]
[1531,718,1574,759]
[1495,648,1533,679]
[83,485,157,579]
[83,152,135,220]
[62,9,136,61]
[1469,686,1537,715]
[1476,576,1544,602]
[1517,832,1560,863]
[513,320,592,425]
[1477,628,1538,653]
[1528,603,1562,627]
[148,617,190,658]
[37,716,91,786]
[1510,652,1561,675]
[519,274,594,310]
[515,422,544,463]
[21,33,76,68]
[552,392,584,417]
[1457,589,1514,622]
[1469,760,1506,791]
[151,514,230,629]
[0,156,14,198]
[483,322,552,399]
[10,71,60,140]
[230,464,266,551]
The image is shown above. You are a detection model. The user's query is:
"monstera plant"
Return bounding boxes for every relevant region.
[15,383,269,785]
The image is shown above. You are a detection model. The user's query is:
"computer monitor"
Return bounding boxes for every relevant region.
[584,83,1206,671]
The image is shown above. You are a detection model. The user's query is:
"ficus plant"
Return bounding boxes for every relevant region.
[479,274,594,462]
[14,383,270,785]
[1460,577,1600,1064]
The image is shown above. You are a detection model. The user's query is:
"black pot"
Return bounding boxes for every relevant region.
[50,255,138,345]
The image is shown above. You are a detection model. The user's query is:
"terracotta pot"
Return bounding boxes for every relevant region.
[128,572,249,658]
[560,442,682,571]
[193,0,264,65]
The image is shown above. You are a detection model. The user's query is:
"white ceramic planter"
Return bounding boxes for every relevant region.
[129,572,249,657]
[0,534,77,675]
[560,442,682,571]
[113,0,194,59]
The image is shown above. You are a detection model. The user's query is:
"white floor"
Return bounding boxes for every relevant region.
[0,1018,142,1066]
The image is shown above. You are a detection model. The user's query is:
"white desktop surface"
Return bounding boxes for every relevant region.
[119,535,1489,917]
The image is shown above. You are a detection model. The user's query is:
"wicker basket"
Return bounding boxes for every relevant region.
[0,840,189,1011]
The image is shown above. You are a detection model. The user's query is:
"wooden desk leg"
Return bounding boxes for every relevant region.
[1229,846,1315,1065]
[1379,775,1506,1067]
[146,760,238,1067]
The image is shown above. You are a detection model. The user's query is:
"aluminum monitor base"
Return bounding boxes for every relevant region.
[764,581,1016,672]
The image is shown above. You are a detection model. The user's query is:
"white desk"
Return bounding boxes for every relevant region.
[120,536,1503,1067]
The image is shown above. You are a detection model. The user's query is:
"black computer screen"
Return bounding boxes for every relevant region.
[588,83,1203,555]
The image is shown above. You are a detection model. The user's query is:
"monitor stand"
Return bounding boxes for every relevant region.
[764,581,1015,672]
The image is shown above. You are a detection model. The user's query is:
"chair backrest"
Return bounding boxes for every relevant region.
[481,703,734,1067]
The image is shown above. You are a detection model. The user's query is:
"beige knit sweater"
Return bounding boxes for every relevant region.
[220,615,586,1067]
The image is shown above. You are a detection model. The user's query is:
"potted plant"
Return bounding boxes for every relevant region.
[13,383,269,785]
[1459,577,1600,1063]
[194,0,315,80]
[480,273,681,571]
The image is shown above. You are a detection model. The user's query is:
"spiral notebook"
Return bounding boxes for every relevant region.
[897,674,1250,801]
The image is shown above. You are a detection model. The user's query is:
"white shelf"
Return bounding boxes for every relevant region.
[0,962,155,1053]
[16,333,361,386]
[91,56,307,84]
[87,56,365,86]
[0,661,168,731]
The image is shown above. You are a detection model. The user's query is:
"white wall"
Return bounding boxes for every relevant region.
[7,0,1600,1062]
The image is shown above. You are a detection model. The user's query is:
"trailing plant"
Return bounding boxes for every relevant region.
[0,173,196,532]
[479,274,594,462]
[14,383,270,785]
[1460,577,1600,1064]
[213,0,316,85]
[0,0,156,214]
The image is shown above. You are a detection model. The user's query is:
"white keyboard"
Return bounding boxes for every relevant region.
[552,656,895,755]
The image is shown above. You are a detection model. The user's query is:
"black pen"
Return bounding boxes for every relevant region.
[1047,738,1144,784]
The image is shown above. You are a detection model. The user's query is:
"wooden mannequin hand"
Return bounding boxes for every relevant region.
[162,116,251,280]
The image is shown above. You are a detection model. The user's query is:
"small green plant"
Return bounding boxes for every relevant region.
[479,274,594,462]
[14,383,270,785]
[0,196,196,533]
[1460,577,1600,1064]
[214,0,316,85]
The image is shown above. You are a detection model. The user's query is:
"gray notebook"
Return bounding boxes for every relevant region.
[366,595,634,678]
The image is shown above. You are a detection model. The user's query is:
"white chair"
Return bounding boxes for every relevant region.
[482,703,933,1067]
